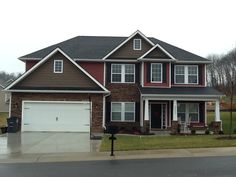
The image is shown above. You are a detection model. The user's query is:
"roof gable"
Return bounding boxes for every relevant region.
[6,48,109,93]
[103,30,155,60]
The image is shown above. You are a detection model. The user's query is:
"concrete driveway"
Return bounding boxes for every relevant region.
[0,132,101,155]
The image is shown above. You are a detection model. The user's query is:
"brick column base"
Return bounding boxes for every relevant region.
[210,121,222,134]
[141,120,150,133]
[171,121,180,134]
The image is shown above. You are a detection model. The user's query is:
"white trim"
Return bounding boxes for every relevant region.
[169,62,171,88]
[133,39,142,50]
[53,60,63,73]
[5,89,108,93]
[139,43,176,60]
[140,95,143,127]
[105,59,139,62]
[175,60,212,64]
[111,102,135,122]
[5,48,109,93]
[141,62,144,87]
[204,64,207,87]
[151,63,163,83]
[19,57,42,61]
[205,102,207,126]
[74,59,104,62]
[111,64,135,83]
[102,30,155,60]
[103,62,106,86]
[174,65,199,85]
[8,93,12,117]
[138,58,174,62]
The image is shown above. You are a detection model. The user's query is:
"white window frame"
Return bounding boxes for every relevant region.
[151,63,163,83]
[133,39,142,50]
[177,103,199,123]
[54,60,63,73]
[111,102,135,122]
[174,65,198,84]
[111,64,135,83]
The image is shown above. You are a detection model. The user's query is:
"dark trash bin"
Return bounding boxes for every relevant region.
[7,117,20,133]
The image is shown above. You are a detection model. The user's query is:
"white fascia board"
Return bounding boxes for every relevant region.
[138,58,173,62]
[5,48,109,93]
[102,30,155,60]
[105,59,139,63]
[139,43,176,60]
[141,94,223,100]
[19,57,42,61]
[74,59,104,62]
[175,60,212,64]
[5,89,109,94]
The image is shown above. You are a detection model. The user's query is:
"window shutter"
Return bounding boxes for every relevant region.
[198,65,202,85]
[162,63,167,83]
[105,102,111,123]
[147,63,151,82]
[199,102,205,123]
[171,64,175,84]
[106,63,111,84]
[135,102,140,122]
[135,63,140,83]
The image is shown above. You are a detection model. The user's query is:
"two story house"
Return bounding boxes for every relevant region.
[5,30,223,135]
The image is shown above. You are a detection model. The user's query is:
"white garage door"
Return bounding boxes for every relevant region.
[22,101,91,132]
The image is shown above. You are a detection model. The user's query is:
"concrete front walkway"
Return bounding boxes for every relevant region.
[0,132,101,155]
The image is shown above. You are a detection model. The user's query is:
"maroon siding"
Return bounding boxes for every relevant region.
[26,60,39,71]
[78,62,104,85]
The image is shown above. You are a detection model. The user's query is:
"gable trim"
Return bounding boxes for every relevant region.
[5,48,110,93]
[102,30,155,60]
[139,43,176,60]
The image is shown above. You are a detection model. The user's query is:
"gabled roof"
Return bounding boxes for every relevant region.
[19,31,211,62]
[6,48,109,93]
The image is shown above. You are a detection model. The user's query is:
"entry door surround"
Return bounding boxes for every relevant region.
[150,102,167,129]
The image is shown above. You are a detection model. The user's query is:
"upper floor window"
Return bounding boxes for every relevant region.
[111,64,135,83]
[175,65,198,84]
[133,39,142,50]
[54,60,63,73]
[111,102,135,122]
[151,63,162,83]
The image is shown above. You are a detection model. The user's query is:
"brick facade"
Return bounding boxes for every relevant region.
[11,92,104,133]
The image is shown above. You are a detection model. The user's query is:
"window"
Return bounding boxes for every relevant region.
[175,65,198,84]
[133,39,142,50]
[111,64,135,83]
[151,63,162,83]
[111,102,135,122]
[177,103,199,123]
[54,60,63,73]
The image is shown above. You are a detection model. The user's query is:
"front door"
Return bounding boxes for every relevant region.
[151,104,162,129]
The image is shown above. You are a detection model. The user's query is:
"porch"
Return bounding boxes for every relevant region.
[139,87,224,134]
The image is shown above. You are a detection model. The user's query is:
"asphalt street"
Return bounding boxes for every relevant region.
[0,156,236,177]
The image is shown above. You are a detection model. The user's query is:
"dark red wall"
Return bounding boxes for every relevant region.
[25,60,39,71]
[78,62,104,85]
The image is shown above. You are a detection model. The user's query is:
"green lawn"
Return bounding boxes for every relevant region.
[207,111,236,134]
[101,111,236,151]
[0,112,8,127]
[100,135,236,151]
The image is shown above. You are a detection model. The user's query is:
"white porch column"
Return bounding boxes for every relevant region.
[215,100,221,122]
[173,100,178,121]
[144,99,149,121]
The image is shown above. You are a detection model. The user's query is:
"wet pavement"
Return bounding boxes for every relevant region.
[0,132,101,154]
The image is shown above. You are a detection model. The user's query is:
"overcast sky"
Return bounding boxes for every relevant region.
[0,0,236,73]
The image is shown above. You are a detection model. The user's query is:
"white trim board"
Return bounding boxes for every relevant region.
[5,48,110,93]
[102,30,155,60]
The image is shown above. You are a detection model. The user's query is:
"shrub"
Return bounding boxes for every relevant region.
[191,129,196,135]
[219,130,224,135]
[205,129,210,135]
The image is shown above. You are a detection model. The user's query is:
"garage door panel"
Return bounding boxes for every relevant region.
[22,102,90,132]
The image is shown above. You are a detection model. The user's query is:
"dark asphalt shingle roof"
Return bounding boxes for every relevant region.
[139,87,223,96]
[20,35,210,62]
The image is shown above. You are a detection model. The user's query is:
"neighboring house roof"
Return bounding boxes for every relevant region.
[19,31,210,62]
[6,48,110,93]
[0,85,3,89]
[139,87,223,97]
